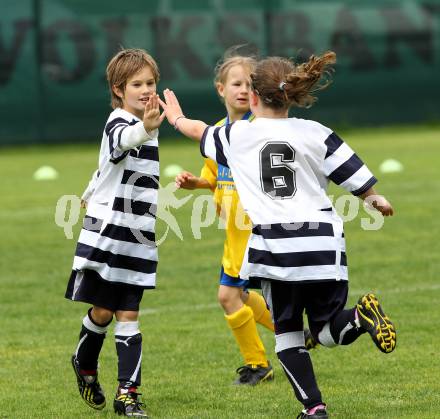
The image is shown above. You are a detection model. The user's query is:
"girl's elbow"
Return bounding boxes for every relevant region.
[191,127,203,142]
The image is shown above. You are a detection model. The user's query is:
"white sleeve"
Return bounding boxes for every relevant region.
[115,123,158,151]
[105,120,158,162]
[81,169,99,203]
[200,124,231,167]
[322,132,377,195]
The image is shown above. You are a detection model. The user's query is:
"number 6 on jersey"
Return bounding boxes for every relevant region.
[259,142,297,199]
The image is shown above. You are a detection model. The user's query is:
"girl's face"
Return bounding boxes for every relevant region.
[216,64,251,116]
[114,65,157,118]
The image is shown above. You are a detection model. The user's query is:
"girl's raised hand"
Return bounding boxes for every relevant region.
[159,89,185,126]
[159,88,207,141]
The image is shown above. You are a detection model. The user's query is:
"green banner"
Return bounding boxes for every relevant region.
[1,0,439,144]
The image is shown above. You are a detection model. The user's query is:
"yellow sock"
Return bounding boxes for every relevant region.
[225,305,268,367]
[246,291,274,332]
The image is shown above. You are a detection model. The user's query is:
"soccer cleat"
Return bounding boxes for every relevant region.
[233,362,274,385]
[114,388,149,417]
[304,328,318,350]
[356,293,396,354]
[296,407,328,418]
[71,355,106,410]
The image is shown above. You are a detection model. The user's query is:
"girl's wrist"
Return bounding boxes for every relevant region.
[173,115,186,130]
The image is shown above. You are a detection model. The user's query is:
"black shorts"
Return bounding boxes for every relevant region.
[261,279,348,336]
[65,270,145,312]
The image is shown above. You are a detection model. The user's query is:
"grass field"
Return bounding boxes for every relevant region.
[1,124,439,418]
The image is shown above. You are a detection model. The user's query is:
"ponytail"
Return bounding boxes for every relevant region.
[251,51,336,110]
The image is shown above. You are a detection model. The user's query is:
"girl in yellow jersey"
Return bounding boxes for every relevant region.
[175,52,275,385]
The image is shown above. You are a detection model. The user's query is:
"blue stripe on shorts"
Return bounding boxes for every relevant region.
[219,266,248,288]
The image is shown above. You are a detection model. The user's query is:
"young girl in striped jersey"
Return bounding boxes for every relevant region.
[174,51,275,385]
[65,49,165,418]
[160,51,397,418]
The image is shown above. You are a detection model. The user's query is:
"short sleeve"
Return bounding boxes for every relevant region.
[322,132,377,196]
[200,159,217,191]
[200,124,233,168]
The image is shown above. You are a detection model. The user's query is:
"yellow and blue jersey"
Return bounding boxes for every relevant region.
[200,111,255,279]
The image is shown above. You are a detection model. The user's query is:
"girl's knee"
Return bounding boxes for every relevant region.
[115,310,139,322]
[217,290,230,308]
[218,286,242,312]
[91,306,114,325]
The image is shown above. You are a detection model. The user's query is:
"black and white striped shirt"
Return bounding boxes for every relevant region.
[200,117,376,283]
[71,108,159,288]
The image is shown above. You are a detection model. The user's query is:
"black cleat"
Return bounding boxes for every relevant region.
[114,389,149,417]
[71,355,106,410]
[304,328,318,350]
[233,362,274,386]
[356,293,396,354]
[297,407,328,418]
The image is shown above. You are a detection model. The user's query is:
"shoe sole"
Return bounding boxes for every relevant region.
[71,355,106,410]
[357,294,396,353]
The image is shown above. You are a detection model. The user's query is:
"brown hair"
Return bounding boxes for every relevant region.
[250,51,336,110]
[106,48,160,109]
[214,46,257,93]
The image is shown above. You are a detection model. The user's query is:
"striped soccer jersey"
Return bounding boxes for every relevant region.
[70,108,159,288]
[200,117,377,283]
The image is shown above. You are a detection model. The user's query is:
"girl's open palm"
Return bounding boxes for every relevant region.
[159,89,184,126]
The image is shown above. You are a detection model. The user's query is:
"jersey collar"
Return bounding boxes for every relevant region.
[225,111,253,125]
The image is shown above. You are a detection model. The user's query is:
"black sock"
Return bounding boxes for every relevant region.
[116,333,142,388]
[277,347,322,409]
[75,308,111,371]
[330,308,365,345]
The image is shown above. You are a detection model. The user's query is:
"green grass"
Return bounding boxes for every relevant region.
[0,124,439,418]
